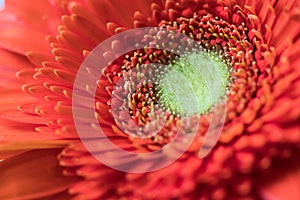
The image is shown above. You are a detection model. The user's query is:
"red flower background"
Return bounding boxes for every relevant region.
[0,0,299,199]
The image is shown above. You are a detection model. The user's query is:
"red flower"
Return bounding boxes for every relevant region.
[0,0,300,199]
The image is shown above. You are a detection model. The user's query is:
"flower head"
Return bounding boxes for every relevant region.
[0,0,299,199]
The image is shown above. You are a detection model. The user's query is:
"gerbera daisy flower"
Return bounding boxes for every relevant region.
[0,0,299,199]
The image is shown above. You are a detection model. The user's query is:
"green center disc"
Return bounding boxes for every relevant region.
[157,51,230,116]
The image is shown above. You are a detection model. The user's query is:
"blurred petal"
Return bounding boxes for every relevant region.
[0,149,80,199]
[258,153,300,200]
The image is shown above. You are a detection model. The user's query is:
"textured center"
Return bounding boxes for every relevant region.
[157,51,230,116]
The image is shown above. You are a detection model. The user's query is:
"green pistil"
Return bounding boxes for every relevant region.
[157,51,230,116]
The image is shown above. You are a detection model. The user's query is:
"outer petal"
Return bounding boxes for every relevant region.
[0,149,80,199]
[4,0,61,33]
[257,153,300,200]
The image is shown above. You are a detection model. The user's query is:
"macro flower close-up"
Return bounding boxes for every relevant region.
[0,0,300,199]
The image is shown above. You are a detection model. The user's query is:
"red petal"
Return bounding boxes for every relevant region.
[0,26,51,55]
[0,49,33,69]
[0,109,49,124]
[5,0,61,34]
[0,149,80,199]
[257,153,300,200]
[0,89,36,110]
[87,0,155,27]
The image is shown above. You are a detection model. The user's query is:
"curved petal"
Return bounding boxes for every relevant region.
[257,153,300,200]
[0,149,80,199]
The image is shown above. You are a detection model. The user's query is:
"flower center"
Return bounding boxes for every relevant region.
[157,50,230,116]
